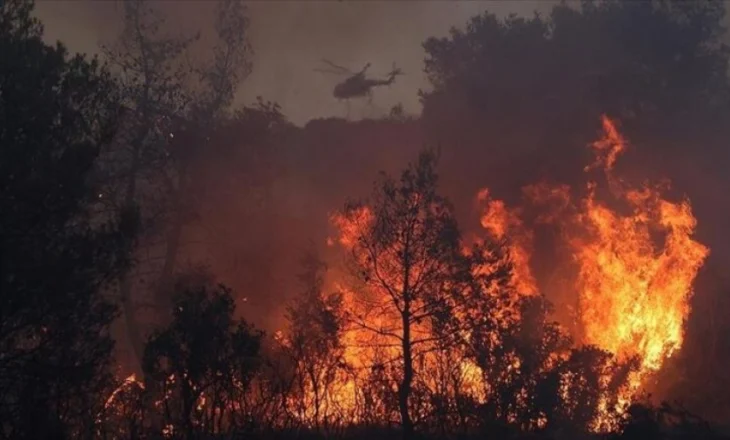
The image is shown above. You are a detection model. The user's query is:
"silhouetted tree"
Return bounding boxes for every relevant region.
[458,273,635,435]
[143,274,262,438]
[284,251,350,430]
[100,0,198,370]
[0,0,135,437]
[101,0,256,371]
[95,373,147,440]
[151,0,253,321]
[336,150,480,439]
[613,401,730,440]
[465,295,571,431]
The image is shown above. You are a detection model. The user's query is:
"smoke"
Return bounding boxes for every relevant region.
[182,119,427,332]
[34,0,554,125]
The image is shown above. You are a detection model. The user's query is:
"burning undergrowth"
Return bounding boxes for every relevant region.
[470,115,710,429]
[313,115,708,431]
[99,116,710,438]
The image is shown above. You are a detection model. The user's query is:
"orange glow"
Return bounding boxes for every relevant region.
[585,114,626,173]
[476,188,537,296]
[102,116,707,434]
[103,374,144,411]
[318,116,708,430]
[473,115,708,428]
[573,117,709,378]
[325,197,489,425]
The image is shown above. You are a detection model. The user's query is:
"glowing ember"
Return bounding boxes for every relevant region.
[103,374,143,411]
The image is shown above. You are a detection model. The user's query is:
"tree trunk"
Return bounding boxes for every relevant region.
[399,307,414,440]
[155,199,184,324]
[120,274,145,374]
[309,365,321,431]
[120,127,146,373]
[155,156,190,326]
[182,384,195,440]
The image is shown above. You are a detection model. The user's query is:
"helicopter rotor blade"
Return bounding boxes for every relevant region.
[319,58,352,74]
[383,63,403,77]
[314,67,348,76]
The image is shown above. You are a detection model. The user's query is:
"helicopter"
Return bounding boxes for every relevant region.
[315,59,403,102]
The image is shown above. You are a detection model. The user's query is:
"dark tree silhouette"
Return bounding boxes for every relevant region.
[142,274,262,439]
[0,0,135,437]
[100,0,199,371]
[336,150,483,439]
[613,401,729,440]
[101,0,255,371]
[284,251,349,430]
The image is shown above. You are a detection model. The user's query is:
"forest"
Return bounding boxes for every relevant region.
[2,0,730,439]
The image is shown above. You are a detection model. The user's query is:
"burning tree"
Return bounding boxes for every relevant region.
[283,252,350,430]
[332,150,487,439]
[319,114,710,436]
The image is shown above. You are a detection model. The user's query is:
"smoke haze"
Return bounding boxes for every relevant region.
[34,0,555,125]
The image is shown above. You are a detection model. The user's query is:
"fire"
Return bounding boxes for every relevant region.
[330,205,373,248]
[572,117,709,377]
[325,193,491,426]
[103,374,144,411]
[585,114,627,173]
[97,117,705,435]
[268,112,709,431]
[314,115,709,431]
[96,373,146,435]
[477,188,537,296]
[474,115,708,410]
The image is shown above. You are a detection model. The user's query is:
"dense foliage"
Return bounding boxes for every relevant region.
[0,0,134,437]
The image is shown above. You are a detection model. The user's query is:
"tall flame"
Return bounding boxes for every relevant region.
[477,115,709,392]
[573,116,709,377]
[297,115,707,430]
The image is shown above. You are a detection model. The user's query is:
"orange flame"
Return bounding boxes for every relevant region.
[585,114,626,172]
[103,374,143,411]
[475,115,709,419]
[574,117,709,377]
[476,188,537,296]
[298,115,706,430]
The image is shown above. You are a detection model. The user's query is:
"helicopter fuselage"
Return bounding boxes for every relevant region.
[333,74,397,100]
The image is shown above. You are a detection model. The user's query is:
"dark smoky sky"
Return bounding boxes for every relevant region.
[34,0,556,125]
